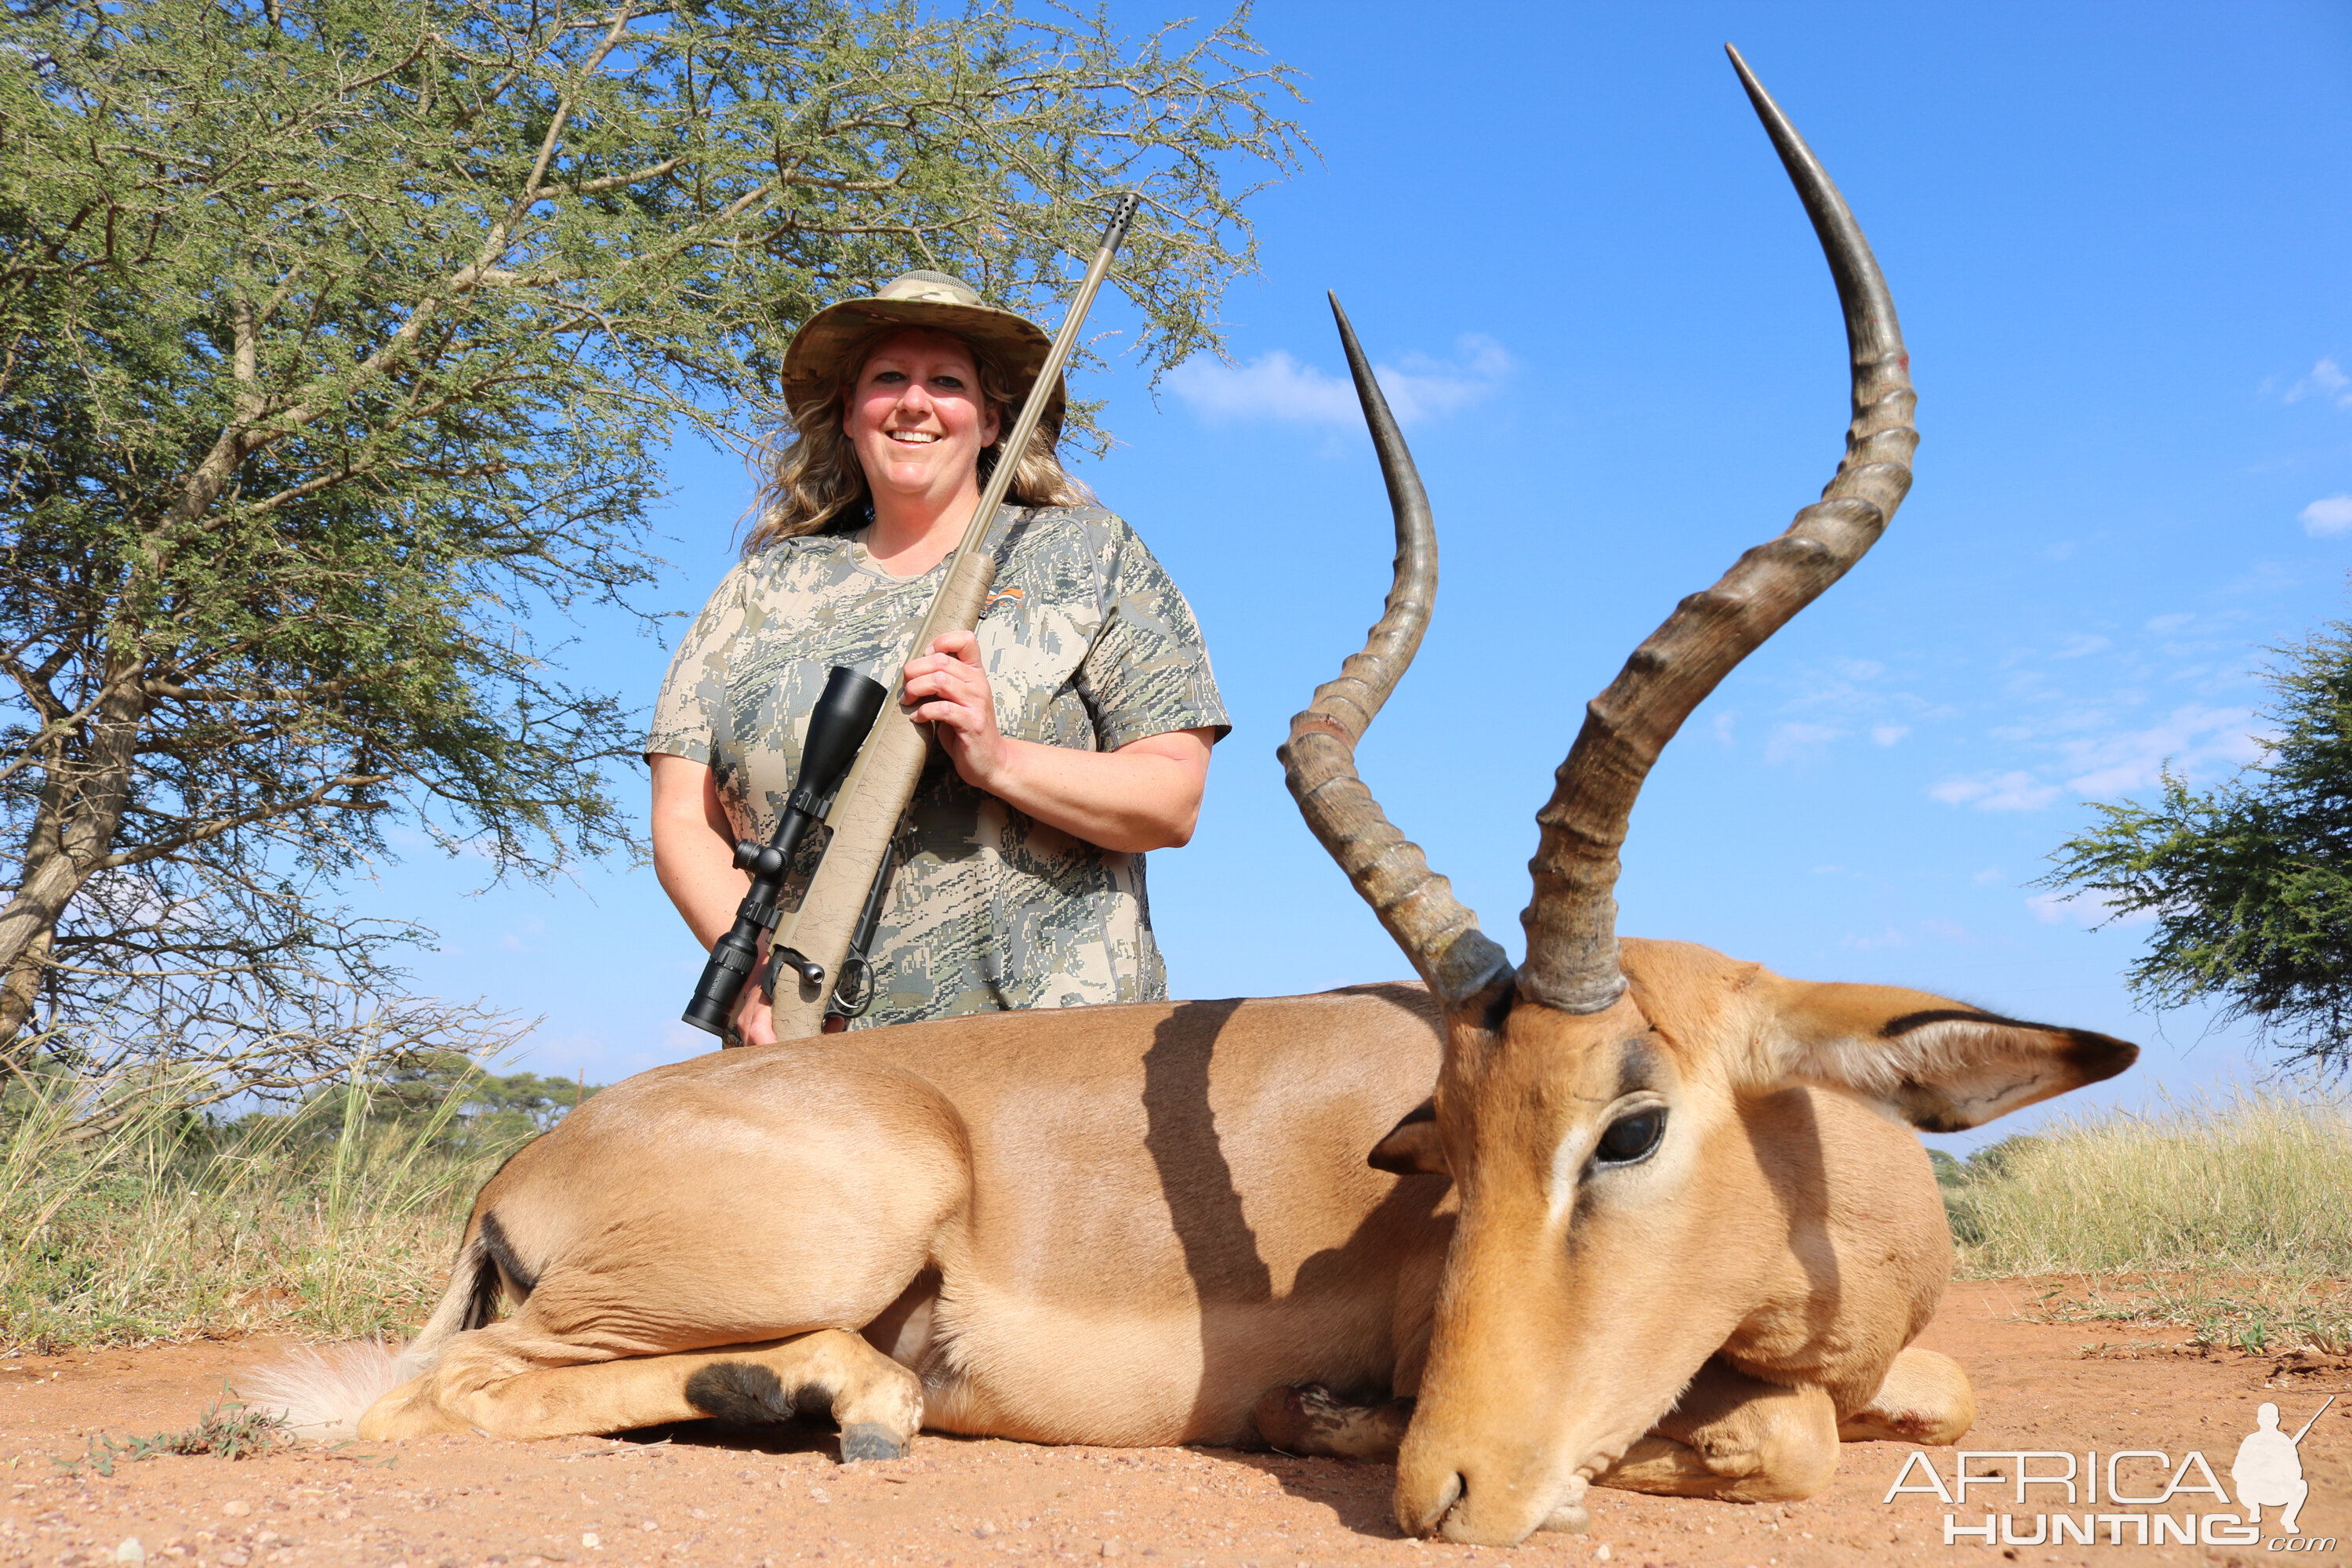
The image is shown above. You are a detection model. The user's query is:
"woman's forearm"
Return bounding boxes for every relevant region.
[650,753,749,949]
[901,629,1214,853]
[651,753,780,1044]
[975,728,1215,854]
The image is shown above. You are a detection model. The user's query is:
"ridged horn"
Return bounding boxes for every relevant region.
[1280,294,1513,1012]
[1516,45,1919,1014]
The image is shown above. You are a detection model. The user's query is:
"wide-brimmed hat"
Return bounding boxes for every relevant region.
[782,270,1064,439]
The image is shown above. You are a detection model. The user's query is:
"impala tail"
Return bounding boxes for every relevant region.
[238,1218,509,1438]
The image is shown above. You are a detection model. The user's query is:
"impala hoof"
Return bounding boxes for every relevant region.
[840,1423,908,1463]
[1254,1383,1413,1461]
[1537,1501,1591,1534]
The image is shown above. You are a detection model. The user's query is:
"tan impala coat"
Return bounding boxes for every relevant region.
[286,49,2136,1549]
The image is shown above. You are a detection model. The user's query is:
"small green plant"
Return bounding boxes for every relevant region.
[51,1386,290,1475]
[129,1388,292,1462]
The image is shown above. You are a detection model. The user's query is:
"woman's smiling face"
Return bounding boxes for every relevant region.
[844,328,1001,507]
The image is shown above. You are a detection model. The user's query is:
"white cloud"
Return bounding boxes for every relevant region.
[1930,771,2063,812]
[2026,890,2156,928]
[2054,703,2262,797]
[1973,866,2005,885]
[1871,724,1910,746]
[2302,494,2352,536]
[1381,337,1515,422]
[1766,721,1846,764]
[2056,633,2111,659]
[499,916,547,953]
[1167,350,1356,424]
[2024,891,2071,924]
[2144,612,2194,633]
[656,1022,712,1057]
[2285,357,2352,409]
[1167,334,1513,428]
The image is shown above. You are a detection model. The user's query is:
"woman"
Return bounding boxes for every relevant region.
[644,271,1228,1044]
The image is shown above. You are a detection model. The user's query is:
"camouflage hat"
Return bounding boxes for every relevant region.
[783,270,1065,438]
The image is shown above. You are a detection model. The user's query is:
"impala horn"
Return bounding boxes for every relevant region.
[1517,45,1918,1014]
[1279,296,1514,1014]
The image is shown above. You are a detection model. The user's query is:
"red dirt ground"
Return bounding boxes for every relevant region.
[2,1282,2346,1568]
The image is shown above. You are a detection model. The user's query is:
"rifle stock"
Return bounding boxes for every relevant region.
[767,193,1140,1038]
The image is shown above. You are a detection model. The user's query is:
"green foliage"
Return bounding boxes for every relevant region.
[376,1050,596,1138]
[59,1391,293,1473]
[0,0,1303,1090]
[2042,616,2352,1069]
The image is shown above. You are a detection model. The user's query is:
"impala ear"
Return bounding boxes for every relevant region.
[1755,979,2137,1132]
[1369,1101,1450,1177]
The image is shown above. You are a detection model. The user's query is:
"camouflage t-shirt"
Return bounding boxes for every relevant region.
[644,505,1229,1029]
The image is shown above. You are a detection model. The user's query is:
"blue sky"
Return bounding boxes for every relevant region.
[376,2,2352,1152]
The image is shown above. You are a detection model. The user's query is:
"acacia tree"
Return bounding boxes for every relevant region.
[2042,615,2352,1073]
[0,0,1302,1096]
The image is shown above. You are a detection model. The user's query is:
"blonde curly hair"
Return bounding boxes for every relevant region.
[746,325,1091,557]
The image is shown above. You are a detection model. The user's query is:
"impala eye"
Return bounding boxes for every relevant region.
[1595,1108,1665,1166]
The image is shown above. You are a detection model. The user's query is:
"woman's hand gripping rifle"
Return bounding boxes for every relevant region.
[679,666,887,1040]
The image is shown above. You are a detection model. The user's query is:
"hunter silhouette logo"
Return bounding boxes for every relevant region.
[1880,1395,2338,1550]
[2235,1396,2332,1536]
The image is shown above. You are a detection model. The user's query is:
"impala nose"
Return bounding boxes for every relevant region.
[1401,1457,1588,1546]
[1405,1471,1462,1540]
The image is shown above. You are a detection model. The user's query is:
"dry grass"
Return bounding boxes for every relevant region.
[0,1063,525,1352]
[1945,1085,2352,1351]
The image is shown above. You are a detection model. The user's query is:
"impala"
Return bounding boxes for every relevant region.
[278,48,2133,1547]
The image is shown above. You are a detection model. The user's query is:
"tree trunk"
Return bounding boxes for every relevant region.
[0,651,149,1060]
[0,408,253,1065]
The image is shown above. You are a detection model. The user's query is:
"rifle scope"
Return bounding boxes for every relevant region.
[680,664,887,1038]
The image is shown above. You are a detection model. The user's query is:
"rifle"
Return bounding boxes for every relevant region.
[683,192,1142,1041]
[678,664,887,1039]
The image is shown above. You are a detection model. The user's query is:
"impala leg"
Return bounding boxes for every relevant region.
[1837,1346,1973,1444]
[359,1323,923,1462]
[685,1330,924,1461]
[1599,1358,1838,1502]
[1253,1384,1414,1461]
